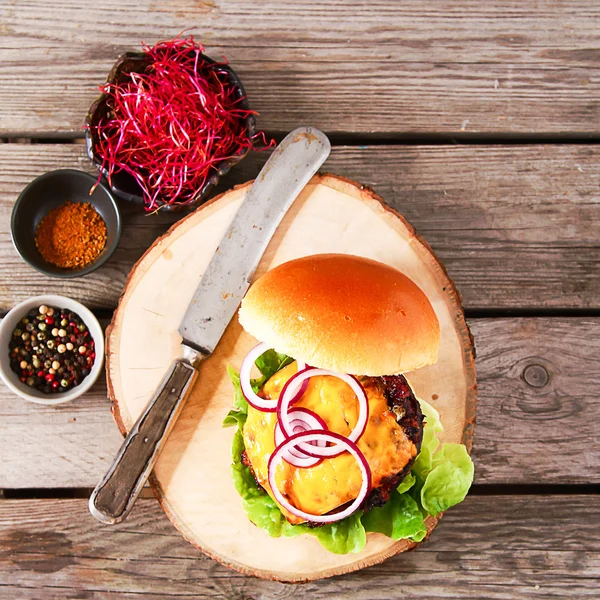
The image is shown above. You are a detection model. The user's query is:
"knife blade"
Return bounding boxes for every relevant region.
[89,127,331,524]
[180,127,331,355]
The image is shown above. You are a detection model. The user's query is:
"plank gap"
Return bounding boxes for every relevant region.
[2,484,598,501]
[465,308,600,319]
[5,307,597,322]
[4,131,600,146]
[469,484,600,496]
[1,488,93,500]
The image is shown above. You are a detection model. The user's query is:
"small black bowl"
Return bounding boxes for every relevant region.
[11,169,121,278]
[85,50,256,212]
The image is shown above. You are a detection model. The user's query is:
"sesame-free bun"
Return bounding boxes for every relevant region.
[238,254,440,376]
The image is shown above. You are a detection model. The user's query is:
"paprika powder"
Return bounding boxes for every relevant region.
[35,201,107,269]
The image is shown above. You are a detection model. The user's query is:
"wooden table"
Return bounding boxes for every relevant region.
[1,1,599,597]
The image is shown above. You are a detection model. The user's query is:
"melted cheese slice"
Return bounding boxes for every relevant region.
[242,363,417,524]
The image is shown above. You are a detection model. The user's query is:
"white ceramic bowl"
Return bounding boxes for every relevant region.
[0,295,104,405]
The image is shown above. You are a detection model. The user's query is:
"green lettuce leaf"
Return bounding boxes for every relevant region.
[226,365,248,414]
[223,349,292,426]
[361,490,426,541]
[231,427,299,538]
[411,398,443,479]
[310,511,366,554]
[224,353,474,554]
[420,443,474,515]
[254,350,293,384]
[396,472,416,495]
[222,408,247,428]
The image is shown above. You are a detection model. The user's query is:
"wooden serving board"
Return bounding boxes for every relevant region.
[106,174,477,582]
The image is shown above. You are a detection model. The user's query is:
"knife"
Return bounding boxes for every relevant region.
[89,127,331,524]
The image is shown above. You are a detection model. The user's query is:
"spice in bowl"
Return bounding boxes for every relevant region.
[8,304,96,394]
[35,201,107,268]
[88,36,273,211]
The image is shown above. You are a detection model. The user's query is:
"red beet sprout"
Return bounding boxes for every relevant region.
[90,37,273,211]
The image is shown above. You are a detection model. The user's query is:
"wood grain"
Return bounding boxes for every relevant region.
[0,376,123,489]
[2,1,600,135]
[473,318,600,484]
[1,143,599,311]
[2,318,598,489]
[0,495,598,598]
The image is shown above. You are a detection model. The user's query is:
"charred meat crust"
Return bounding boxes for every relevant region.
[362,374,423,511]
[381,374,424,454]
[240,374,424,522]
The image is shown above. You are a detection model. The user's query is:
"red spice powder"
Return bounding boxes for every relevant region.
[35,201,107,269]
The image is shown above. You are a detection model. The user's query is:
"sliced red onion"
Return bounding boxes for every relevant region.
[273,408,326,468]
[268,430,372,523]
[240,343,306,412]
[277,369,369,457]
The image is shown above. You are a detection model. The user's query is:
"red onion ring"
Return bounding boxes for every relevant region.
[240,343,306,412]
[273,408,327,468]
[277,369,369,458]
[268,430,372,523]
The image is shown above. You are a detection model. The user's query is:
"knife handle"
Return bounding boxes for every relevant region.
[89,359,198,524]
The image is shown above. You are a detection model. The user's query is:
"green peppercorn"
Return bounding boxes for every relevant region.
[37,332,46,341]
[32,359,41,369]
[26,377,35,387]
[21,332,29,341]
[60,379,69,388]
[60,319,68,327]
[46,340,55,350]
[13,329,22,337]
[38,322,47,331]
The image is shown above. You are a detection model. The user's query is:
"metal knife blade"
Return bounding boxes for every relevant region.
[89,127,331,524]
[179,126,331,355]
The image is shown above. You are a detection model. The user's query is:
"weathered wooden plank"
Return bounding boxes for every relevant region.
[2,318,598,488]
[0,495,598,598]
[0,377,123,490]
[472,318,600,484]
[1,143,599,311]
[1,1,600,135]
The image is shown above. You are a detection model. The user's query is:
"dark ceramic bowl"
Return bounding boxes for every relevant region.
[85,50,256,212]
[11,169,121,278]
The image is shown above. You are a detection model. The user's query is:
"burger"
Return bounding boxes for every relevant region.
[224,253,473,554]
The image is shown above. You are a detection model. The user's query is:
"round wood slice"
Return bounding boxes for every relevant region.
[106,173,477,583]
